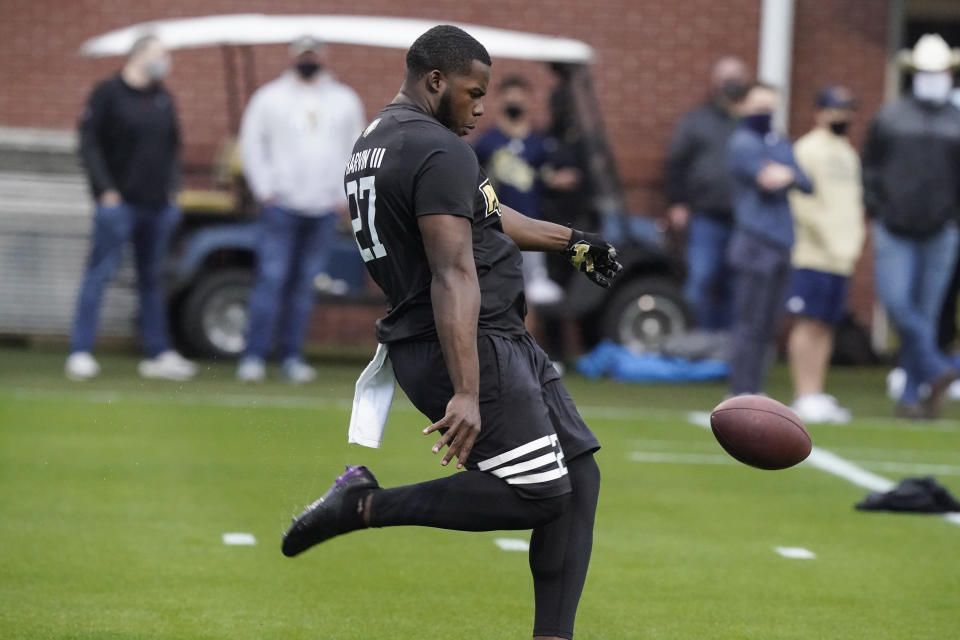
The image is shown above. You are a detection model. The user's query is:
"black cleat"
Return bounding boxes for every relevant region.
[282,465,379,557]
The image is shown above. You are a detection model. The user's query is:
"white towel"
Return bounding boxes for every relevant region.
[348,343,396,448]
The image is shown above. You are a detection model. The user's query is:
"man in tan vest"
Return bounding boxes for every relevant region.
[786,86,865,423]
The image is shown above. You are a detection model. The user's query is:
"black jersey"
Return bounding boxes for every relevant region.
[344,103,526,344]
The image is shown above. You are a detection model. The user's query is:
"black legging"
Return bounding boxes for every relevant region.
[368,453,601,639]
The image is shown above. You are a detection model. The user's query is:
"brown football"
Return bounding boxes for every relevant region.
[710,395,812,470]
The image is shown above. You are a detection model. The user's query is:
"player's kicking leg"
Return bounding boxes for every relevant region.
[282,335,600,639]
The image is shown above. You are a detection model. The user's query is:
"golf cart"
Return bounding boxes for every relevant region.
[77,14,689,357]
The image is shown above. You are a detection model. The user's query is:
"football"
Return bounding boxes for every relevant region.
[710,395,812,470]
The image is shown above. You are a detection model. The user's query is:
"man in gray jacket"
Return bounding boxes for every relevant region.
[666,57,749,330]
[863,34,960,419]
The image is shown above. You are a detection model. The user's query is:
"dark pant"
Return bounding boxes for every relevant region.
[684,213,735,330]
[70,201,180,357]
[243,205,336,361]
[727,232,792,395]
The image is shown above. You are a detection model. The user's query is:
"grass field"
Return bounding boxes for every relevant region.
[2,345,959,639]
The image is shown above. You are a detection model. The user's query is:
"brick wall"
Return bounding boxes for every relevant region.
[0,0,891,333]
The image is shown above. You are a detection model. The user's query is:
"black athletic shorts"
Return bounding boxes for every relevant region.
[390,332,600,500]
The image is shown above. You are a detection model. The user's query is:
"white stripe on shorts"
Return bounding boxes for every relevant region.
[491,451,558,479]
[476,435,554,472]
[505,466,570,486]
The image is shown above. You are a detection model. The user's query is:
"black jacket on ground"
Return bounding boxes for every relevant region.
[862,96,960,238]
[665,101,739,220]
[78,74,180,207]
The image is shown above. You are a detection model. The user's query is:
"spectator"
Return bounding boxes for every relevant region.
[862,34,960,419]
[66,35,196,381]
[473,75,565,305]
[666,57,749,330]
[236,37,365,383]
[786,86,865,424]
[936,85,960,353]
[726,82,812,397]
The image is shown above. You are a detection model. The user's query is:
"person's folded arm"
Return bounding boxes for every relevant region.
[728,134,769,187]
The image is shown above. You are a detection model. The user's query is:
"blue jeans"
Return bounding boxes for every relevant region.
[70,201,180,357]
[684,213,734,330]
[243,205,336,361]
[873,221,959,405]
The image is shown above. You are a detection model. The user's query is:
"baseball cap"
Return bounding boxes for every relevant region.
[290,36,325,56]
[816,85,857,110]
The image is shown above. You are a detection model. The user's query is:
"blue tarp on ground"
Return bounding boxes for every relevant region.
[576,340,729,383]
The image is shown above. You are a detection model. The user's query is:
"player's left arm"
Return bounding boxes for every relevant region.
[501,205,623,288]
[500,204,572,251]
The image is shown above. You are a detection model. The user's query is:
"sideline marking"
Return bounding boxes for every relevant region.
[774,546,816,560]
[7,388,960,431]
[494,538,530,552]
[684,412,960,527]
[222,532,256,546]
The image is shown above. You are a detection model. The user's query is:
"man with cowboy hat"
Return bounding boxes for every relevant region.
[862,33,960,419]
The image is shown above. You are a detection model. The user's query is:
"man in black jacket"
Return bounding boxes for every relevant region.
[863,34,960,419]
[67,35,196,381]
[666,56,749,330]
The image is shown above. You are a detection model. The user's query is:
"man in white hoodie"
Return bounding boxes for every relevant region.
[237,37,365,383]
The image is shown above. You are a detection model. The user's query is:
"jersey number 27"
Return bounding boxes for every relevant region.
[346,176,386,262]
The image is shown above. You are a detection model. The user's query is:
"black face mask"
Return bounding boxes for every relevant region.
[743,113,773,135]
[719,79,748,103]
[503,104,525,120]
[829,120,851,136]
[295,60,321,79]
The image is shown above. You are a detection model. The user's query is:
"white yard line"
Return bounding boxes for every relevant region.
[6,387,960,431]
[774,546,816,559]
[222,532,256,546]
[494,538,530,552]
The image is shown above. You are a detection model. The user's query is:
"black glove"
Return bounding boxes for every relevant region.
[563,229,623,288]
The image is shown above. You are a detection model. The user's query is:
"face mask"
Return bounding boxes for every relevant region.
[829,120,851,136]
[503,104,525,120]
[295,60,322,79]
[719,79,748,103]
[144,58,170,82]
[913,71,954,104]
[743,113,772,135]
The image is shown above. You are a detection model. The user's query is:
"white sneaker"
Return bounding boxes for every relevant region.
[525,276,565,306]
[138,350,197,381]
[65,352,100,380]
[236,357,266,383]
[792,393,851,424]
[282,358,316,384]
[887,368,906,401]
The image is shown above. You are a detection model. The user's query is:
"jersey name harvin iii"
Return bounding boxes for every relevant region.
[344,103,526,344]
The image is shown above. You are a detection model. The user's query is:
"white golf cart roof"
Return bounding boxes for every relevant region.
[78,14,595,64]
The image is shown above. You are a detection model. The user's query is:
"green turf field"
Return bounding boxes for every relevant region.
[2,346,959,639]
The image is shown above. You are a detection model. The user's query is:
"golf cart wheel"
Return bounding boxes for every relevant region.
[179,268,252,359]
[600,277,691,352]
